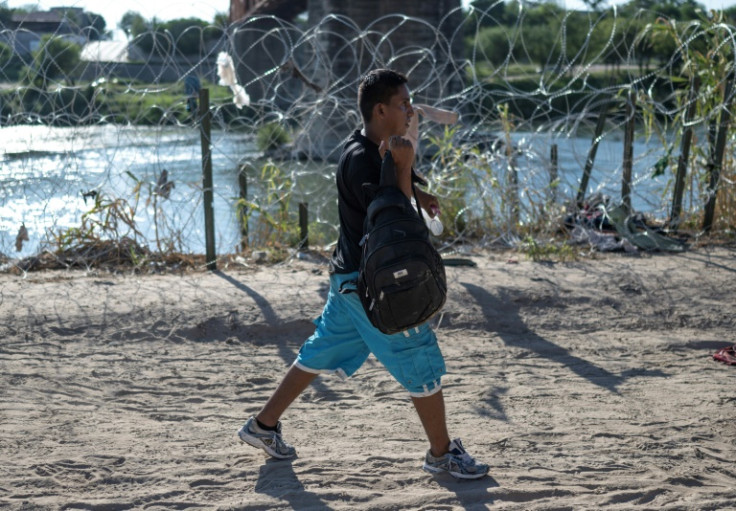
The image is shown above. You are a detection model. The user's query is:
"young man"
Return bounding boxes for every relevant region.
[238,69,489,479]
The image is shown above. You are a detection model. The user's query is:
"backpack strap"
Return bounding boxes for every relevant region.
[413,185,426,225]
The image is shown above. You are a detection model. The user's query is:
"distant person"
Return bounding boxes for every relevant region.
[238,69,489,479]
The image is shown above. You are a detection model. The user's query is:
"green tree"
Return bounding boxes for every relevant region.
[121,13,220,56]
[724,5,736,23]
[563,12,598,63]
[129,17,170,56]
[523,1,565,26]
[521,21,562,68]
[84,12,107,40]
[0,41,10,65]
[213,12,230,28]
[588,17,625,67]
[0,40,24,81]
[161,17,209,55]
[119,11,148,39]
[618,0,659,16]
[468,0,506,28]
[676,0,704,20]
[26,35,81,87]
[582,0,609,12]
[473,25,514,67]
[0,2,12,24]
[516,3,565,68]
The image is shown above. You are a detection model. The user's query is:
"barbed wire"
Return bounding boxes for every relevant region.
[1,6,735,270]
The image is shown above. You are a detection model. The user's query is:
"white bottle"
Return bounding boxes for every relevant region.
[424,206,444,236]
[411,198,443,236]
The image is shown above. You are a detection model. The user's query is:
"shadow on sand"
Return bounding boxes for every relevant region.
[461,282,668,394]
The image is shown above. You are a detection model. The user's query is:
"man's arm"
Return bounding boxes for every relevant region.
[380,136,440,215]
[386,135,415,199]
[414,187,440,217]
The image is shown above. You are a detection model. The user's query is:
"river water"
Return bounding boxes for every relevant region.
[1,124,671,259]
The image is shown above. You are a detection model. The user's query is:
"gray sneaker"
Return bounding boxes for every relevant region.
[238,416,297,459]
[423,438,489,479]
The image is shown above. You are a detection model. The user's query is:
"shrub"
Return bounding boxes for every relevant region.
[256,122,290,152]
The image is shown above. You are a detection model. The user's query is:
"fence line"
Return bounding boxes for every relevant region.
[1,6,736,269]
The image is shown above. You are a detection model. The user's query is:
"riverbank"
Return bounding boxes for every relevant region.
[1,246,735,510]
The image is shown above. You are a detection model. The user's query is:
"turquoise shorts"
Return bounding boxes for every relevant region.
[294,271,446,397]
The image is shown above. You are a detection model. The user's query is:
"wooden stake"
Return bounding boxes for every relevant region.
[669,76,700,230]
[577,97,611,207]
[238,165,248,252]
[199,88,216,270]
[622,89,636,213]
[299,202,309,251]
[703,73,735,233]
[549,143,558,204]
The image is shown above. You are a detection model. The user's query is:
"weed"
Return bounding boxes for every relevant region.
[519,235,577,262]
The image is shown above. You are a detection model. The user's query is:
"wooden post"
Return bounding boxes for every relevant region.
[299,202,309,251]
[199,88,216,270]
[622,89,636,213]
[669,77,701,230]
[238,165,248,252]
[577,97,611,207]
[549,143,558,204]
[703,73,735,233]
[507,155,520,227]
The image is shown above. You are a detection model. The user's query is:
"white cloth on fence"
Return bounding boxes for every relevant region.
[217,52,250,109]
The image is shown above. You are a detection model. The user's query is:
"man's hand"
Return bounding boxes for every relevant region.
[381,136,414,199]
[387,135,415,172]
[414,188,440,217]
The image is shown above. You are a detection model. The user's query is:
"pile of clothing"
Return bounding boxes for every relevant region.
[564,194,686,253]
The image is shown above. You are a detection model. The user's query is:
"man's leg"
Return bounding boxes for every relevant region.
[414,389,491,479]
[238,365,317,459]
[256,364,318,427]
[411,390,451,457]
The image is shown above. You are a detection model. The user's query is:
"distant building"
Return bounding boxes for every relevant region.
[5,7,104,56]
[80,41,130,64]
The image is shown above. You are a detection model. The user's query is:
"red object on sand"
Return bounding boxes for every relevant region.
[713,345,736,365]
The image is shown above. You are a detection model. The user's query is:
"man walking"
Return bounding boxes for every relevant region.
[238,69,489,479]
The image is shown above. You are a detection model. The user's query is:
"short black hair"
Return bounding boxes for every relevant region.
[357,69,409,123]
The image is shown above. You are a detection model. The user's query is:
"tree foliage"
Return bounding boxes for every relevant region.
[471,0,709,70]
[83,12,107,40]
[25,35,81,86]
[0,2,12,25]
[0,41,10,65]
[119,11,149,39]
[120,11,225,56]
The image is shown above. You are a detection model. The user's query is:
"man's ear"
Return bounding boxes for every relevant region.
[374,103,385,119]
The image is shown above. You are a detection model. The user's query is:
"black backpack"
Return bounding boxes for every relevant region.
[357,151,447,335]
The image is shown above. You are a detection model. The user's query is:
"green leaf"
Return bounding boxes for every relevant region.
[651,147,673,178]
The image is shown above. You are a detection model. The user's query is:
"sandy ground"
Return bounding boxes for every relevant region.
[1,246,735,510]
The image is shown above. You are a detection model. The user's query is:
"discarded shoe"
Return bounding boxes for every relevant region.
[713,345,736,366]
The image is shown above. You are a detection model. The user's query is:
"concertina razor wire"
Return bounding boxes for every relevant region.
[1,4,736,269]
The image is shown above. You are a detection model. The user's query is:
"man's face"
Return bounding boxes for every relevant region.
[381,84,414,137]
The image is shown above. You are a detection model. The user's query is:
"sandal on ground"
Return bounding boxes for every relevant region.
[713,345,736,366]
